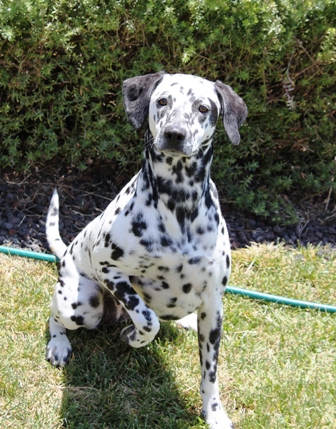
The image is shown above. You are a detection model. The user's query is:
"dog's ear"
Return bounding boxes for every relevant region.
[122,71,165,130]
[215,80,248,145]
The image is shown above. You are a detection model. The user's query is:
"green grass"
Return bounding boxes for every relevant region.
[0,243,335,429]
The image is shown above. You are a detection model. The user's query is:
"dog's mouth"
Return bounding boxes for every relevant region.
[155,146,199,159]
[159,147,194,157]
[154,139,212,159]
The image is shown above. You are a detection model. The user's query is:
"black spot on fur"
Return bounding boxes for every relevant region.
[142,310,152,321]
[188,257,201,265]
[222,276,228,287]
[205,192,213,209]
[209,313,222,351]
[209,371,216,383]
[226,254,230,269]
[167,199,175,212]
[143,326,152,332]
[104,233,111,247]
[182,283,192,293]
[158,221,166,233]
[71,315,85,326]
[114,281,136,302]
[145,193,153,206]
[143,292,152,303]
[131,213,148,237]
[71,302,81,309]
[140,238,154,252]
[89,295,100,308]
[157,177,173,196]
[176,207,186,229]
[160,235,173,248]
[190,207,199,223]
[50,206,58,216]
[185,161,197,177]
[161,281,170,289]
[211,403,219,412]
[104,279,115,290]
[167,297,177,308]
[111,243,124,260]
[172,160,184,183]
[126,295,140,310]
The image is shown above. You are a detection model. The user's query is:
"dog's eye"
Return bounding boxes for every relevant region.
[158,98,168,106]
[199,105,209,113]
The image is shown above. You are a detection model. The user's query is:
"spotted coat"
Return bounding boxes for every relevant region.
[45,72,247,429]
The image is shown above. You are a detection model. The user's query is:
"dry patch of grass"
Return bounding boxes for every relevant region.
[0,244,335,428]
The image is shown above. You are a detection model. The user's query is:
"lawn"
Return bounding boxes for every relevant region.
[0,243,335,429]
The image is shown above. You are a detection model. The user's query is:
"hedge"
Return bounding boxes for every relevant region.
[0,0,335,221]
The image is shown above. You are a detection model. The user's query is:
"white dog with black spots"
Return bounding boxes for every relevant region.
[46,71,247,429]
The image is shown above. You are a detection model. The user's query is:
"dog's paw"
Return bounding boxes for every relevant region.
[202,405,235,429]
[204,411,235,429]
[120,324,157,348]
[46,336,72,367]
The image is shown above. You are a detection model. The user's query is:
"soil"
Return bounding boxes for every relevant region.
[1,162,336,254]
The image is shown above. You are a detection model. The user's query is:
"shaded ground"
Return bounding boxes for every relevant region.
[1,162,335,253]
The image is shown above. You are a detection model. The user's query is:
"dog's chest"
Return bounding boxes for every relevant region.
[129,249,226,320]
[89,187,229,319]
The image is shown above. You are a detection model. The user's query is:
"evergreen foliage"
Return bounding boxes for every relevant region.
[0,0,335,220]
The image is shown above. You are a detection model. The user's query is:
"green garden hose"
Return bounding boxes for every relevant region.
[0,245,57,263]
[1,245,335,313]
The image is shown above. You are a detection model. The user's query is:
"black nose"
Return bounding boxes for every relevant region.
[163,125,187,146]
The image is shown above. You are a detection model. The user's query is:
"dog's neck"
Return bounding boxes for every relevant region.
[137,130,214,230]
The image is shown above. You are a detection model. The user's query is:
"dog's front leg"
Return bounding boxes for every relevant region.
[103,275,160,348]
[197,300,234,429]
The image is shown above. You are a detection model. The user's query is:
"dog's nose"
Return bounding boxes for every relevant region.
[163,125,187,146]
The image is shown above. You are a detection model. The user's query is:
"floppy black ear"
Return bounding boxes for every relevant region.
[215,80,248,145]
[122,71,165,130]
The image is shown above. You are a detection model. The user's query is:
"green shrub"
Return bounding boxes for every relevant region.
[0,0,335,221]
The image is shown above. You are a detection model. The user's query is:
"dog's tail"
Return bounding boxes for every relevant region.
[46,189,67,259]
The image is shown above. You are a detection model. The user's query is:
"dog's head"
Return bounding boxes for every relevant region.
[123,72,247,157]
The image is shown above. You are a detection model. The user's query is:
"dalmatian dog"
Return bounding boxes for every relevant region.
[46,71,247,429]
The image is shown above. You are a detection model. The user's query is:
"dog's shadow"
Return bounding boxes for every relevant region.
[52,322,203,429]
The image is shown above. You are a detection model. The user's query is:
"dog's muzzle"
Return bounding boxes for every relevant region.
[156,124,193,156]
